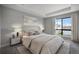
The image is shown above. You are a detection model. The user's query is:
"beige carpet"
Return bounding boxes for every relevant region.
[17,46,32,54]
[70,42,79,54]
[65,39,79,54]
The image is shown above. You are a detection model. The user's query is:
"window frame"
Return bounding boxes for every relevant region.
[55,17,72,36]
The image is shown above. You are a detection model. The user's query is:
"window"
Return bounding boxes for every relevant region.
[55,17,72,36]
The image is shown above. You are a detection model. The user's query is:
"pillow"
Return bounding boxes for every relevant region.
[33,31,40,35]
[28,32,33,36]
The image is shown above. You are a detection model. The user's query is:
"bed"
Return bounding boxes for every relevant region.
[22,33,70,54]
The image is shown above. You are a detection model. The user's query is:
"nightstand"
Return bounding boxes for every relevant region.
[10,37,21,46]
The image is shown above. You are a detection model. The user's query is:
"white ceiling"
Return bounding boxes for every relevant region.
[16,4,71,17]
[2,4,79,18]
[18,4,70,14]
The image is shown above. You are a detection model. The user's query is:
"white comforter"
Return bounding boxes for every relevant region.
[22,33,68,54]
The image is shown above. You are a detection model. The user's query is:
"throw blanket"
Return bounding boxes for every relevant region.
[22,33,64,54]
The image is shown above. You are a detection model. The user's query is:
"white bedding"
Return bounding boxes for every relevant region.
[22,33,69,54]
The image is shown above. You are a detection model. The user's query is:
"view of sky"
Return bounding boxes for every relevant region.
[63,18,72,26]
[55,17,72,26]
[55,17,72,35]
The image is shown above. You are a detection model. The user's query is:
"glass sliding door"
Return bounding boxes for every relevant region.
[55,19,62,35]
[55,17,72,37]
[63,17,72,36]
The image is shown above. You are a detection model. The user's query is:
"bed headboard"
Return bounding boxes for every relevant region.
[23,25,42,34]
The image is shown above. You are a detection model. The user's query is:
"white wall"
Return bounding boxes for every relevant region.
[1,6,44,47]
[1,7,24,47]
[23,16,44,32]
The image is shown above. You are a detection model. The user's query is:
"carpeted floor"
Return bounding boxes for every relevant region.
[0,39,79,54]
[65,39,79,54]
[17,46,32,54]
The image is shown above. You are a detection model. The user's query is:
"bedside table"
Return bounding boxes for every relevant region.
[10,37,21,46]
